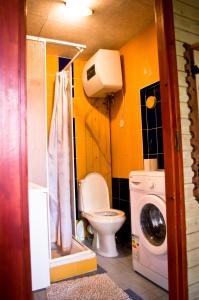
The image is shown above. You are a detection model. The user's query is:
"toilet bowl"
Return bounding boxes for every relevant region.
[78,172,126,257]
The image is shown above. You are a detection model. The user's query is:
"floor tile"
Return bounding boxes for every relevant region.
[96,244,168,300]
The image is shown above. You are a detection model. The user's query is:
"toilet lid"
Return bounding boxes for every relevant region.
[81,173,110,211]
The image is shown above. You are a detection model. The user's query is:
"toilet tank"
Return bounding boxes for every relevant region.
[78,173,110,212]
[82,49,123,98]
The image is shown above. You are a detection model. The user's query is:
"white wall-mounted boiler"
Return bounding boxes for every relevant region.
[82,49,123,98]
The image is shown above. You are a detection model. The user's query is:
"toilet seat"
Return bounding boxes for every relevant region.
[82,209,125,222]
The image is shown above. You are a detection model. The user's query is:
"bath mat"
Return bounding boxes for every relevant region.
[47,273,133,300]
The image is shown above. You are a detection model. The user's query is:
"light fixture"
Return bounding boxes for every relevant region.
[64,0,93,17]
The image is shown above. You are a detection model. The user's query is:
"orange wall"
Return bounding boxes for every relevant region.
[111,23,159,178]
[46,54,58,135]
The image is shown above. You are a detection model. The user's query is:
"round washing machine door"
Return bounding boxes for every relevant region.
[136,194,167,255]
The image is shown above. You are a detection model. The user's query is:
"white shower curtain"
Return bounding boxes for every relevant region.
[48,70,72,254]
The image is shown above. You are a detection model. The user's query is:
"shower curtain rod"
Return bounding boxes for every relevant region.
[26,35,86,49]
[26,35,86,72]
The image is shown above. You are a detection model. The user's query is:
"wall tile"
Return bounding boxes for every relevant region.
[119,178,129,201]
[147,106,157,129]
[141,105,147,130]
[140,81,164,169]
[157,154,164,169]
[156,102,162,128]
[112,197,120,210]
[59,57,70,71]
[148,154,158,159]
[148,129,158,154]
[155,84,161,101]
[112,177,131,244]
[120,200,130,221]
[157,127,164,154]
[112,178,120,199]
[117,222,131,244]
[142,130,148,158]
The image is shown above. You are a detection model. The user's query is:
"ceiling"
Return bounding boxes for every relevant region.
[27,0,154,59]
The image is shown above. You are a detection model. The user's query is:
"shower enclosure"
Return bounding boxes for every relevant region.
[26,37,96,290]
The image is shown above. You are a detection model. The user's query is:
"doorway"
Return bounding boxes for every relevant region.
[0,0,188,299]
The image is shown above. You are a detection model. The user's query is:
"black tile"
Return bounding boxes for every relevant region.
[119,178,129,201]
[75,178,78,217]
[146,106,157,129]
[140,89,146,106]
[116,222,131,244]
[155,101,162,128]
[119,200,130,221]
[141,105,147,130]
[73,140,77,158]
[157,127,164,153]
[148,129,157,154]
[148,154,158,159]
[112,178,119,199]
[142,129,148,156]
[73,118,77,158]
[74,158,77,173]
[154,84,160,102]
[144,153,149,159]
[73,118,76,137]
[59,57,70,71]
[158,153,164,169]
[112,197,120,210]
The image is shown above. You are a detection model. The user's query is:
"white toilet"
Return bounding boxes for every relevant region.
[78,172,126,257]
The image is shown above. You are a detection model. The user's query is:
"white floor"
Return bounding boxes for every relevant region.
[95,244,168,300]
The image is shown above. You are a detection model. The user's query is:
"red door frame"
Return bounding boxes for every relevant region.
[155,0,188,299]
[0,0,32,299]
[0,0,188,299]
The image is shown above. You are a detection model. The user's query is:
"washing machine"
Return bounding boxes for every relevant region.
[129,170,168,290]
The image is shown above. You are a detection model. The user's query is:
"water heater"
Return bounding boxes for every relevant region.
[82,49,123,98]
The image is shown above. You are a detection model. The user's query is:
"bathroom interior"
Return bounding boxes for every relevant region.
[27,0,169,299]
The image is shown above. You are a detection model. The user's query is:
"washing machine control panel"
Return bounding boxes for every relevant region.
[148,180,155,189]
[129,172,165,194]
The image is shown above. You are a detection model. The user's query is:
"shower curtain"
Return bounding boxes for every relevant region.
[48,70,72,254]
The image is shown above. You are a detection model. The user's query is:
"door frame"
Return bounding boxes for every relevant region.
[154,0,188,299]
[0,0,188,299]
[0,0,32,299]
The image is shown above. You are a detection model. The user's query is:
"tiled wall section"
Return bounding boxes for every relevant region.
[112,178,131,244]
[141,81,164,169]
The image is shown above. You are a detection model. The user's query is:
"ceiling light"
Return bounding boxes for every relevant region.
[64,0,93,17]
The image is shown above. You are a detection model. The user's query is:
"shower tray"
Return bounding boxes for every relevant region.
[50,237,97,282]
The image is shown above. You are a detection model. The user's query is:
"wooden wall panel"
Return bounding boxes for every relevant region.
[0,0,32,299]
[172,0,199,297]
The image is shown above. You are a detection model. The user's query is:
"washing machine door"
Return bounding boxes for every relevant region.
[136,194,167,255]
